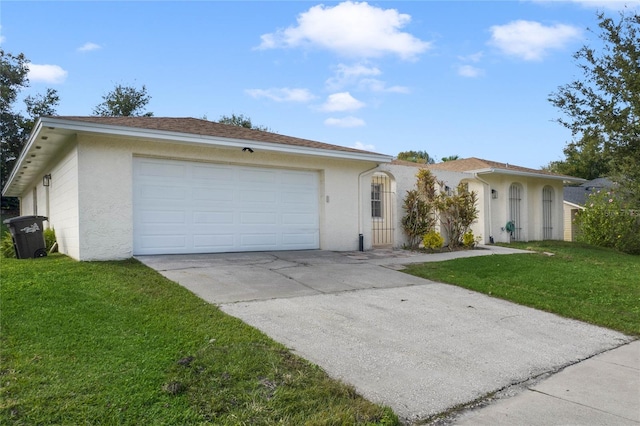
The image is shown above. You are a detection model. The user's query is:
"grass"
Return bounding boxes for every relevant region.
[0,255,398,425]
[403,240,640,336]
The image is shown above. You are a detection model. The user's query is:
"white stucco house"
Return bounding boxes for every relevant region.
[369,158,584,248]
[2,116,392,260]
[3,116,585,260]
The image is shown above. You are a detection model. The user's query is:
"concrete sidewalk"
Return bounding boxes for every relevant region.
[450,340,640,425]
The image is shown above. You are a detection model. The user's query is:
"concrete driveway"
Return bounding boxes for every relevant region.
[137,248,632,424]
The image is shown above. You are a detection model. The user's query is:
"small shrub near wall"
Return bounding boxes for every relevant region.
[422,231,444,251]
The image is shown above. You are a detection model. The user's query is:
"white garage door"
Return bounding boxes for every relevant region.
[133,158,319,255]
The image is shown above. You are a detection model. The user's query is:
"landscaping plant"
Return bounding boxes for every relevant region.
[576,188,640,254]
[401,169,479,250]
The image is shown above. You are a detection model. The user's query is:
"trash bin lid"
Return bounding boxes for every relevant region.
[3,215,48,225]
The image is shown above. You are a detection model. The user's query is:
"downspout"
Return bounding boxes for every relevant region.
[473,173,493,244]
[358,164,380,251]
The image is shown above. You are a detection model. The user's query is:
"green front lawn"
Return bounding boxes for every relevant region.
[404,241,640,336]
[0,255,398,425]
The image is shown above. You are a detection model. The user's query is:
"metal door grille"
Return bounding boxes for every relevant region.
[371,174,394,246]
[509,183,522,241]
[542,186,553,239]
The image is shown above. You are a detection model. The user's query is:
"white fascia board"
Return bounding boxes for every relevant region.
[473,167,585,184]
[2,119,44,196]
[564,200,584,209]
[42,117,393,163]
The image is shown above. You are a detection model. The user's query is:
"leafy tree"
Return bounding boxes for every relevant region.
[93,84,153,117]
[441,155,460,162]
[543,129,611,179]
[1,50,59,209]
[218,113,272,132]
[397,150,435,164]
[549,11,639,205]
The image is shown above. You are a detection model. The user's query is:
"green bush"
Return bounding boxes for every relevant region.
[1,231,16,258]
[462,231,477,248]
[44,227,57,252]
[422,231,444,251]
[576,189,640,254]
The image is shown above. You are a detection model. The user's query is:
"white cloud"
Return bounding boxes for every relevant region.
[258,1,431,60]
[326,63,381,90]
[28,64,68,84]
[489,20,581,61]
[77,42,102,52]
[458,51,484,63]
[358,78,410,93]
[320,92,365,112]
[245,87,315,102]
[458,65,484,78]
[353,141,375,151]
[0,26,5,44]
[324,116,366,127]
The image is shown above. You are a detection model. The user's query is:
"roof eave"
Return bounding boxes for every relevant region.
[41,117,392,162]
[474,167,585,184]
[2,117,392,197]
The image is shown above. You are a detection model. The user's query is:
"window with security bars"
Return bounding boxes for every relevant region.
[509,183,522,240]
[371,183,383,218]
[542,186,553,239]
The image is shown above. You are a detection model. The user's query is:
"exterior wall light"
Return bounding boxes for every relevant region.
[43,174,52,187]
[491,189,498,199]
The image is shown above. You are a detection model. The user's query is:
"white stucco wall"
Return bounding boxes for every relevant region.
[373,163,566,247]
[41,134,381,260]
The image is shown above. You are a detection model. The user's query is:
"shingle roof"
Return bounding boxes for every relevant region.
[425,157,564,177]
[564,178,615,206]
[52,116,374,155]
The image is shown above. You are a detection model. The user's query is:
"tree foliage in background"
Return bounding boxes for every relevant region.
[1,49,59,210]
[548,11,639,206]
[440,155,460,162]
[397,150,435,164]
[218,113,272,132]
[93,84,153,117]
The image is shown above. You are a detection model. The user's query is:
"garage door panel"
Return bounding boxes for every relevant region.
[193,234,235,249]
[240,233,278,247]
[139,210,186,224]
[133,158,319,255]
[193,211,234,224]
[282,232,318,246]
[139,235,187,250]
[192,164,234,181]
[282,213,316,225]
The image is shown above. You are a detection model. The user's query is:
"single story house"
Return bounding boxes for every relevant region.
[563,178,614,241]
[2,116,392,260]
[370,158,583,247]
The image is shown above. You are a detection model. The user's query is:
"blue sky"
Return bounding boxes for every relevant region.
[2,1,638,169]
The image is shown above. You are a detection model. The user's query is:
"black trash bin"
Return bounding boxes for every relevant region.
[3,216,48,259]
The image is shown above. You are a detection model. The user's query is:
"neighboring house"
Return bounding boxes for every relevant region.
[371,158,583,247]
[2,116,392,260]
[563,178,615,241]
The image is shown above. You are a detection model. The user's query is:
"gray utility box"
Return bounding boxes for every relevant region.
[3,216,48,259]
